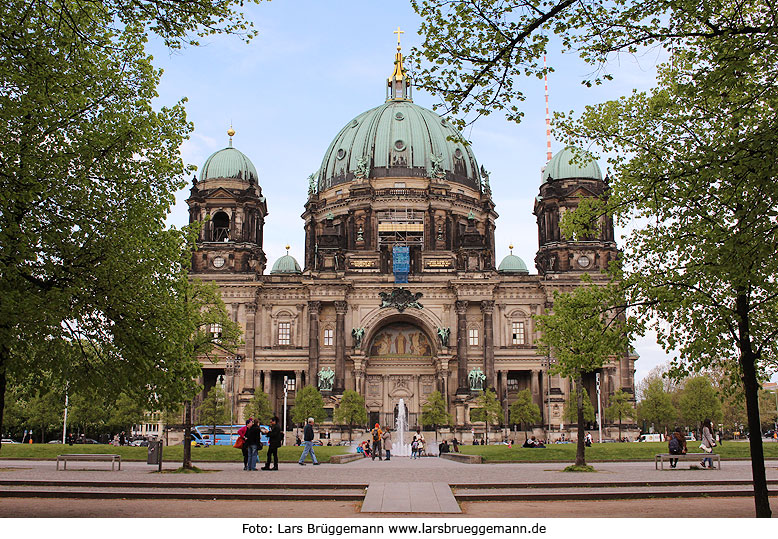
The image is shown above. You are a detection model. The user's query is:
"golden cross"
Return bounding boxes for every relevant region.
[394,26,404,48]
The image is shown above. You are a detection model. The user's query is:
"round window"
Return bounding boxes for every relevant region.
[336,149,346,160]
[454,149,463,159]
[395,111,405,121]
[577,255,591,269]
[349,119,358,128]
[394,140,406,151]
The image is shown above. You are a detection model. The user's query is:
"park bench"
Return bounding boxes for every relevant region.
[56,454,122,471]
[655,452,720,470]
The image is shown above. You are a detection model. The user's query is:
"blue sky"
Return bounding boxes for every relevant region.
[150,0,678,386]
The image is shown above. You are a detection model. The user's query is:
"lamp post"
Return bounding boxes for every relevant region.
[596,372,603,443]
[283,376,289,445]
[226,355,242,444]
[62,387,69,445]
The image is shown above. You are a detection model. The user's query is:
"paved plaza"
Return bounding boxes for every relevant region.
[0,456,777,517]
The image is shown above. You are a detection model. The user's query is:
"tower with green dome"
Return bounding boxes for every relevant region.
[186,128,268,275]
[534,146,617,274]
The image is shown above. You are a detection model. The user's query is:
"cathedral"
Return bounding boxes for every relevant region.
[185,39,636,441]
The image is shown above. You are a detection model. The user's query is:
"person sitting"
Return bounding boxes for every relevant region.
[522,436,536,448]
[438,440,450,455]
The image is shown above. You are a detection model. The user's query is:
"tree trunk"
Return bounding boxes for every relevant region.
[575,373,586,466]
[183,401,193,469]
[0,344,7,451]
[618,412,622,441]
[736,293,771,517]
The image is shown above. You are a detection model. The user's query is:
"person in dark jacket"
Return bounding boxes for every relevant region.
[245,419,262,471]
[261,416,282,470]
[237,419,251,470]
[298,417,319,465]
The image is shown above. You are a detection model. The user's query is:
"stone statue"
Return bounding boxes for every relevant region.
[428,153,445,180]
[436,327,450,347]
[355,155,370,180]
[468,367,486,391]
[480,165,491,193]
[307,172,318,195]
[318,367,335,391]
[352,327,365,349]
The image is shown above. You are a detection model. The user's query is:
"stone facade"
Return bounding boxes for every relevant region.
[186,48,637,442]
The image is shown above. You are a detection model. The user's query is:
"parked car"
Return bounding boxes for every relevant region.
[129,439,149,447]
[1,438,20,444]
[313,440,324,446]
[75,438,99,444]
[47,440,63,444]
[336,440,353,446]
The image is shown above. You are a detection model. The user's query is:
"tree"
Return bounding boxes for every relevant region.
[759,390,778,432]
[679,377,722,434]
[420,391,453,440]
[243,391,273,425]
[637,379,677,435]
[109,393,147,435]
[509,389,541,440]
[604,389,635,441]
[470,389,502,444]
[197,385,229,445]
[563,387,595,425]
[25,390,63,443]
[333,390,367,444]
[0,0,265,448]
[69,389,110,440]
[290,385,327,427]
[535,278,634,466]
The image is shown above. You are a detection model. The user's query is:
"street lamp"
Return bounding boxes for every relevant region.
[283,376,289,445]
[225,355,242,444]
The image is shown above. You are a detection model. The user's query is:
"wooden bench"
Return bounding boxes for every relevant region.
[56,454,122,471]
[655,453,720,470]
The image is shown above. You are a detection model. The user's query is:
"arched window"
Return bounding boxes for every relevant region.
[213,211,230,242]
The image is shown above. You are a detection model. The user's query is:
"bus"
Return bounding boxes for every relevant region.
[192,424,269,446]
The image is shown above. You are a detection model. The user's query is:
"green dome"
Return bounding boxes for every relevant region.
[201,145,259,183]
[542,146,602,183]
[318,100,481,191]
[270,254,302,275]
[498,254,529,274]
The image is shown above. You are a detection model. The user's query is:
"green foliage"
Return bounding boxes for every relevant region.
[290,385,327,426]
[25,390,64,442]
[243,391,273,424]
[605,389,635,439]
[197,385,229,427]
[420,391,453,427]
[637,379,678,433]
[563,388,595,424]
[470,389,502,426]
[109,393,147,433]
[509,389,541,434]
[333,390,367,443]
[679,377,722,428]
[759,390,778,431]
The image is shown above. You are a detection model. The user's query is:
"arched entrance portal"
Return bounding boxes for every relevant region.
[363,321,440,430]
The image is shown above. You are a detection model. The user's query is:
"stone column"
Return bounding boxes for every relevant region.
[243,303,257,392]
[455,300,469,393]
[263,305,273,347]
[531,369,541,410]
[382,375,390,423]
[308,301,321,385]
[263,370,272,404]
[481,300,495,389]
[295,370,303,392]
[334,300,348,393]
[501,370,509,425]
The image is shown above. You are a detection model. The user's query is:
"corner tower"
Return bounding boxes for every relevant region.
[534,146,617,274]
[186,128,268,275]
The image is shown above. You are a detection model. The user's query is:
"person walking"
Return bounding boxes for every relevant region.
[370,423,383,461]
[261,416,282,471]
[237,418,251,470]
[382,427,392,461]
[298,417,319,466]
[245,419,262,471]
[700,418,716,469]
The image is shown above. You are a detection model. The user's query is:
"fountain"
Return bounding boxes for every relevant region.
[394,398,411,456]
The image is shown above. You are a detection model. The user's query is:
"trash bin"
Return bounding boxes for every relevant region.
[147,440,163,469]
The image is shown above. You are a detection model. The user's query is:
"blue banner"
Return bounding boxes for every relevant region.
[393,245,409,283]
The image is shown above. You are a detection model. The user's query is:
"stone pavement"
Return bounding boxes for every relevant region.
[1,457,777,517]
